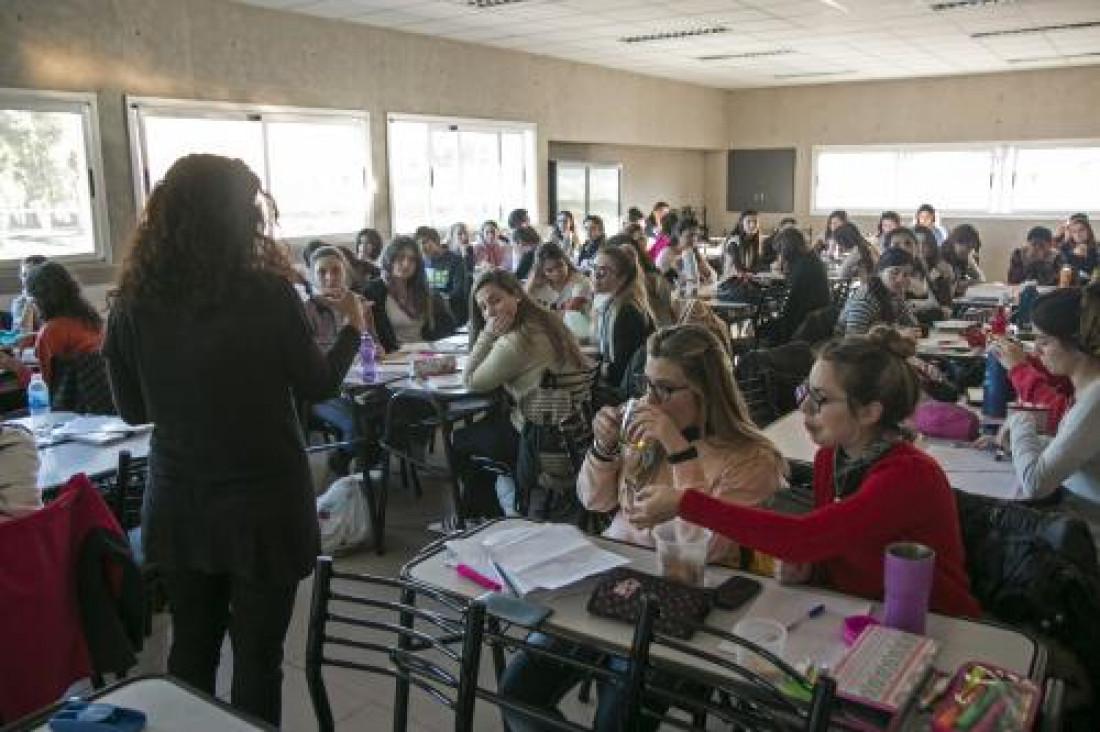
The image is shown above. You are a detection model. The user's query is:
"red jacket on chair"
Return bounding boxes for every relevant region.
[0,474,124,723]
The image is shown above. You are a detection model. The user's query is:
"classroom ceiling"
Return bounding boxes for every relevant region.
[235,0,1100,89]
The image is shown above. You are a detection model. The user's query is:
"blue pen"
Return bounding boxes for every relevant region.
[786,603,826,632]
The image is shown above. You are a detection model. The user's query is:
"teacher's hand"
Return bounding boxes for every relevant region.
[626,483,682,530]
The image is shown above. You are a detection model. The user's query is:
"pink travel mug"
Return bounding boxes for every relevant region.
[883,542,935,635]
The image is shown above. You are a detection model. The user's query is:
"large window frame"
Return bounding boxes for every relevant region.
[552,160,622,230]
[127,96,373,240]
[811,140,1100,219]
[386,113,537,234]
[0,88,110,266]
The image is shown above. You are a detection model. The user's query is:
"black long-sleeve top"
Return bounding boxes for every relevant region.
[103,273,358,583]
[775,254,831,343]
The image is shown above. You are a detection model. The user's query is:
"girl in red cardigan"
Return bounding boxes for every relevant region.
[630,326,981,618]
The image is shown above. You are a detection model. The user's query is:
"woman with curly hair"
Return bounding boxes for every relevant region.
[103,154,364,726]
[0,260,103,387]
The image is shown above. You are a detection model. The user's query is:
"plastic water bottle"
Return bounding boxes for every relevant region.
[681,248,700,297]
[27,373,50,431]
[358,331,377,381]
[983,351,1009,418]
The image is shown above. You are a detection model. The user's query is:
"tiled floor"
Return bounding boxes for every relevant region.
[131,457,598,731]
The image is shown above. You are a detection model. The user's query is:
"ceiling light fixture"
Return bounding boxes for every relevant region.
[620,26,729,44]
[1007,51,1100,63]
[929,0,1015,11]
[463,0,529,7]
[773,70,852,79]
[698,49,794,61]
[972,20,1100,38]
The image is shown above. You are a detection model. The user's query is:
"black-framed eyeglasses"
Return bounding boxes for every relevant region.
[795,381,842,414]
[634,375,692,403]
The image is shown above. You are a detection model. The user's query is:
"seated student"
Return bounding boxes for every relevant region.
[499,324,785,732]
[875,211,901,253]
[764,228,830,346]
[304,246,378,475]
[1008,226,1065,286]
[355,227,384,266]
[0,423,39,521]
[526,242,592,315]
[362,236,456,353]
[647,210,676,263]
[10,254,47,332]
[576,214,607,269]
[444,222,475,273]
[0,261,104,388]
[834,222,877,283]
[335,244,378,289]
[591,245,656,389]
[644,200,671,243]
[910,226,955,321]
[511,225,541,281]
[656,219,717,286]
[1001,283,1100,549]
[614,229,675,328]
[723,209,770,276]
[551,210,580,260]
[1058,214,1098,284]
[473,220,511,270]
[815,209,848,258]
[990,336,1074,433]
[630,327,981,618]
[942,224,985,295]
[416,225,468,326]
[453,269,589,517]
[913,203,949,245]
[836,245,920,337]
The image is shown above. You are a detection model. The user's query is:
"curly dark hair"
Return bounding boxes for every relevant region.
[26,261,102,328]
[113,154,291,313]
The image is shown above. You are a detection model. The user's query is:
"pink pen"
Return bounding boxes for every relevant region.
[456,563,502,591]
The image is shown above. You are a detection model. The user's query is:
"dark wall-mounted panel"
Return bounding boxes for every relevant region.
[727,148,795,213]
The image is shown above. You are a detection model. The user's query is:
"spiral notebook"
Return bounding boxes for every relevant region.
[832,625,938,714]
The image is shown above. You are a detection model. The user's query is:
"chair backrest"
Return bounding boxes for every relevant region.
[459,599,631,732]
[97,450,148,532]
[790,305,839,347]
[622,596,837,732]
[521,362,602,428]
[306,556,477,732]
[735,343,814,428]
[50,352,117,415]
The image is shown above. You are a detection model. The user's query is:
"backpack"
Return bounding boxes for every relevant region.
[316,475,369,555]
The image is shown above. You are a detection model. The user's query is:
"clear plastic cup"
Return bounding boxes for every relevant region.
[653,519,711,587]
[732,618,788,677]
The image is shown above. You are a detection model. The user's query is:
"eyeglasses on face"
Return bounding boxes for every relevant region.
[635,375,692,403]
[795,381,842,414]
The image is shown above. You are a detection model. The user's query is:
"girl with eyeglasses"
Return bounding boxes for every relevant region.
[362,236,456,352]
[629,326,980,618]
[498,324,785,732]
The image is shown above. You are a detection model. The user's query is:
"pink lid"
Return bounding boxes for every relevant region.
[843,614,880,646]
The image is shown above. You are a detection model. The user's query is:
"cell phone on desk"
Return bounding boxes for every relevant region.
[712,576,762,610]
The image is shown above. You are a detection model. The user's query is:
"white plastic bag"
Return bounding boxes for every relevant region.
[317,474,369,554]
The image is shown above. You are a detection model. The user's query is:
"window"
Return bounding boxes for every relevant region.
[551,161,622,229]
[0,89,107,263]
[128,98,371,238]
[387,114,536,234]
[812,141,1100,217]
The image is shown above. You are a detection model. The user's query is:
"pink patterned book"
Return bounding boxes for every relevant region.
[832,625,939,713]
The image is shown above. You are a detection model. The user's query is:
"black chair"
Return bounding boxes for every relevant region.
[96,450,161,637]
[305,556,478,732]
[830,278,852,310]
[469,363,602,519]
[623,596,837,732]
[380,387,501,533]
[50,352,117,415]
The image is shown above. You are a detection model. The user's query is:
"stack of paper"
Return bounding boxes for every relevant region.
[446,524,629,595]
[51,416,152,445]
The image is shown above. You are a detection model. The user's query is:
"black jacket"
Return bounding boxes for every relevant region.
[424,250,469,327]
[77,527,144,675]
[362,278,457,353]
[772,255,831,345]
[104,273,358,583]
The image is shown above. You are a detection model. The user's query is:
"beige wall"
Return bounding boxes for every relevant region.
[707,65,1100,280]
[548,142,707,226]
[0,0,726,290]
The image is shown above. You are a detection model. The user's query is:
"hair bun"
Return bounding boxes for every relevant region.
[866,325,916,360]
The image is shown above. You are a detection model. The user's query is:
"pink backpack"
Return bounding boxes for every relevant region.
[913,401,979,441]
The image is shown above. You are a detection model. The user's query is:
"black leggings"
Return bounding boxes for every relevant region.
[452,413,520,518]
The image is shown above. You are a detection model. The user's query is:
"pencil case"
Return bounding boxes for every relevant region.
[931,661,1039,732]
[410,353,457,379]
